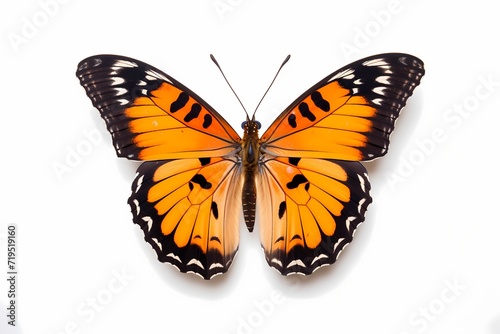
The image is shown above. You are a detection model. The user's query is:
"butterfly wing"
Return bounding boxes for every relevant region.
[257,157,371,275]
[129,158,243,279]
[76,55,241,160]
[76,55,243,279]
[260,53,424,161]
[257,53,424,275]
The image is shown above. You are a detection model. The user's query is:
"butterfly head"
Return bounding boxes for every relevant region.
[241,115,261,134]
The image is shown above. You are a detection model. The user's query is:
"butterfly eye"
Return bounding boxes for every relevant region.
[255,121,261,129]
[241,121,247,129]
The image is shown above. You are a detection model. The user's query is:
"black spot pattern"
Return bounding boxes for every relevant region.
[184,103,202,122]
[202,114,213,128]
[199,157,211,166]
[288,157,300,166]
[298,102,316,122]
[190,174,212,190]
[288,114,297,128]
[278,201,286,219]
[286,174,308,189]
[210,236,221,243]
[211,202,219,219]
[170,91,189,113]
[311,91,330,111]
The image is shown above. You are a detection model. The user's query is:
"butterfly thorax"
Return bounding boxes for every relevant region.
[241,119,261,232]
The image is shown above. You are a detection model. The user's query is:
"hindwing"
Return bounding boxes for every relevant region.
[129,157,243,279]
[257,156,371,275]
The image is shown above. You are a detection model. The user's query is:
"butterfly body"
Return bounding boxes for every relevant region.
[77,53,424,279]
[241,117,261,232]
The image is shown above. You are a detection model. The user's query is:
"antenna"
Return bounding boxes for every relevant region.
[210,54,291,119]
[210,54,249,118]
[253,55,290,118]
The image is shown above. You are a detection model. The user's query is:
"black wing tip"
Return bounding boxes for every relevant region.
[359,52,424,67]
[342,52,425,83]
[76,54,121,78]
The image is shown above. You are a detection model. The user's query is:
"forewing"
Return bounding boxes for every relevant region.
[76,55,241,160]
[260,53,424,161]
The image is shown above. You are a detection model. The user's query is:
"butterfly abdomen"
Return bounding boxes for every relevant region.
[242,171,257,232]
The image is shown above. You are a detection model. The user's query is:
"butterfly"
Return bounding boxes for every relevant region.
[76,53,424,279]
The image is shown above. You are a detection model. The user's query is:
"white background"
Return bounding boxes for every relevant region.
[1,1,499,333]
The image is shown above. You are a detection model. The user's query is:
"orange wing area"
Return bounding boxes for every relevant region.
[128,157,243,279]
[260,53,425,161]
[256,156,371,275]
[76,55,241,160]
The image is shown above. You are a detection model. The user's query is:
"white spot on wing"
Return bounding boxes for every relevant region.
[373,86,386,95]
[145,69,172,83]
[132,199,140,215]
[135,175,144,193]
[152,238,162,251]
[329,68,355,81]
[187,271,205,279]
[271,258,283,267]
[358,174,366,192]
[376,76,391,84]
[209,263,224,270]
[114,60,137,68]
[311,253,328,265]
[187,258,205,270]
[116,98,129,105]
[287,259,306,268]
[345,216,356,232]
[358,198,366,214]
[142,216,152,231]
[113,87,128,96]
[334,237,345,250]
[167,252,181,263]
[111,77,125,85]
[363,58,389,67]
